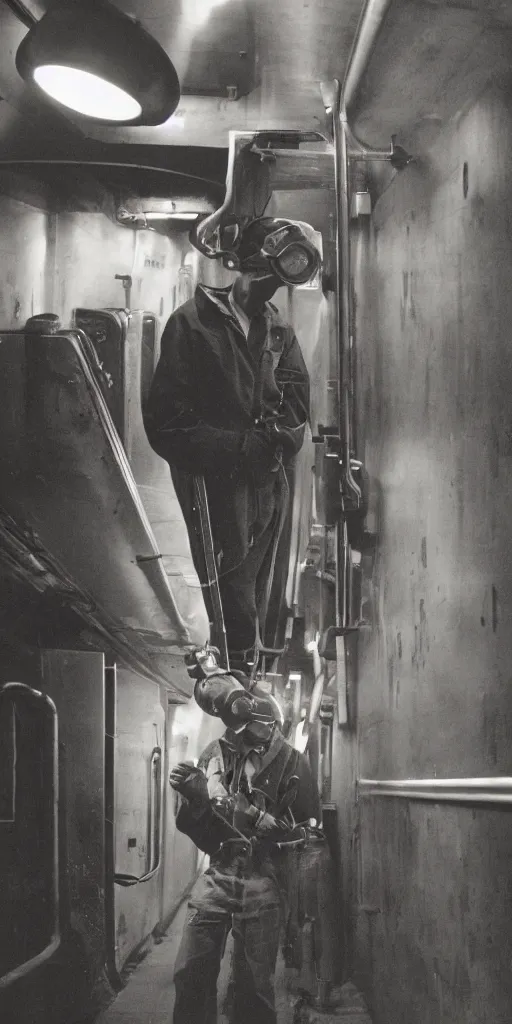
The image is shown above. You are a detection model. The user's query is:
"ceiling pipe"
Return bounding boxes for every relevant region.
[338,0,412,167]
[318,6,412,650]
[343,0,393,125]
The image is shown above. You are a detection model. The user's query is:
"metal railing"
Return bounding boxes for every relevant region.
[358,777,512,806]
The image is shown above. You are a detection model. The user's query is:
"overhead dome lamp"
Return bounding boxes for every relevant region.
[15,0,180,126]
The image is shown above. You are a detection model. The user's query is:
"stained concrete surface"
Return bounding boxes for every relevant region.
[351,77,512,1023]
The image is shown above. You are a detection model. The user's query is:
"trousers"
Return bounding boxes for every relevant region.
[173,865,282,1024]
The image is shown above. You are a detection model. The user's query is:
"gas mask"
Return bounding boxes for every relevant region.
[186,646,284,737]
[190,216,321,287]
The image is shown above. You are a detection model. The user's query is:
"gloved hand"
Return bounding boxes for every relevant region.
[241,425,280,470]
[233,791,260,832]
[169,763,209,807]
[271,418,305,458]
[254,810,288,836]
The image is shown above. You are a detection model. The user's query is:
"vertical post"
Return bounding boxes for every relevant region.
[104,662,124,991]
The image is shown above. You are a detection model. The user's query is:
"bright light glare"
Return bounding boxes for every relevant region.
[306,640,318,653]
[144,212,200,221]
[294,720,309,754]
[33,65,141,121]
[188,0,230,27]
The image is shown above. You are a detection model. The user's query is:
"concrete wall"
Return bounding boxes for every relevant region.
[350,77,512,1024]
[0,190,199,333]
[0,194,48,328]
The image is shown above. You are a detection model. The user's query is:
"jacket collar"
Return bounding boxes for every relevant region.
[219,728,293,805]
[196,283,285,329]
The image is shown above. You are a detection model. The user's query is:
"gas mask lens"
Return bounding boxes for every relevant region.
[273,244,315,285]
[260,221,321,285]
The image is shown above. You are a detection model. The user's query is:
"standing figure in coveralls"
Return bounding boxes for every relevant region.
[169,646,321,1024]
[144,218,321,668]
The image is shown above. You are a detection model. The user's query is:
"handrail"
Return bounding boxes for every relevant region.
[358,777,512,806]
[0,682,60,989]
[104,664,124,992]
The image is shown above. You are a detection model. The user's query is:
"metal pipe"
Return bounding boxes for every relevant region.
[358,777,512,806]
[341,0,395,159]
[104,664,124,991]
[192,130,240,255]
[343,0,394,118]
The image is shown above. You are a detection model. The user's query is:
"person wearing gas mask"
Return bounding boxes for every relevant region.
[144,218,321,670]
[169,645,320,1024]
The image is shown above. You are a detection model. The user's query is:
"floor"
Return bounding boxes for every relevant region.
[95,899,297,1024]
[95,897,372,1024]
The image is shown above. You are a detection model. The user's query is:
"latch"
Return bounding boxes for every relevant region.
[313,425,363,521]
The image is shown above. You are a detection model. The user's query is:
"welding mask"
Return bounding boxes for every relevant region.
[236,218,321,285]
[187,645,284,733]
[194,673,279,731]
[190,215,321,286]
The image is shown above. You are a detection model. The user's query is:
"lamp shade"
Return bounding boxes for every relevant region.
[16,0,180,126]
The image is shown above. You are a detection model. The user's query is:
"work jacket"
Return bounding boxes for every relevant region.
[176,727,320,860]
[144,285,310,575]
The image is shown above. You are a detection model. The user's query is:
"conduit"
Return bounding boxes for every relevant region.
[358,777,512,806]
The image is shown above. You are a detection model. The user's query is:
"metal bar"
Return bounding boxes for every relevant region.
[343,0,394,116]
[193,475,230,670]
[104,664,124,991]
[341,0,395,159]
[358,777,512,806]
[0,682,60,989]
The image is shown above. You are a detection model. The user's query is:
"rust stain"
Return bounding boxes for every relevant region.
[421,536,427,569]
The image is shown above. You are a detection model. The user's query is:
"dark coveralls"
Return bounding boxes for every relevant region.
[173,728,320,1024]
[144,285,310,658]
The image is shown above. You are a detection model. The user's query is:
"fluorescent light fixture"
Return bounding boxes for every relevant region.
[144,212,200,222]
[34,65,141,121]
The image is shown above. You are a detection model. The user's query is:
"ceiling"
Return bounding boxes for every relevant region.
[1,0,512,194]
[0,0,363,151]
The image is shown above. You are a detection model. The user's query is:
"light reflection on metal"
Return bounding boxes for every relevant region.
[294,718,309,754]
[358,777,512,805]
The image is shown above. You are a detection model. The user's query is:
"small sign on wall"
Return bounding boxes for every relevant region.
[143,254,166,271]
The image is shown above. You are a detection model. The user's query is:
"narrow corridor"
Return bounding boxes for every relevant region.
[95,898,373,1024]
